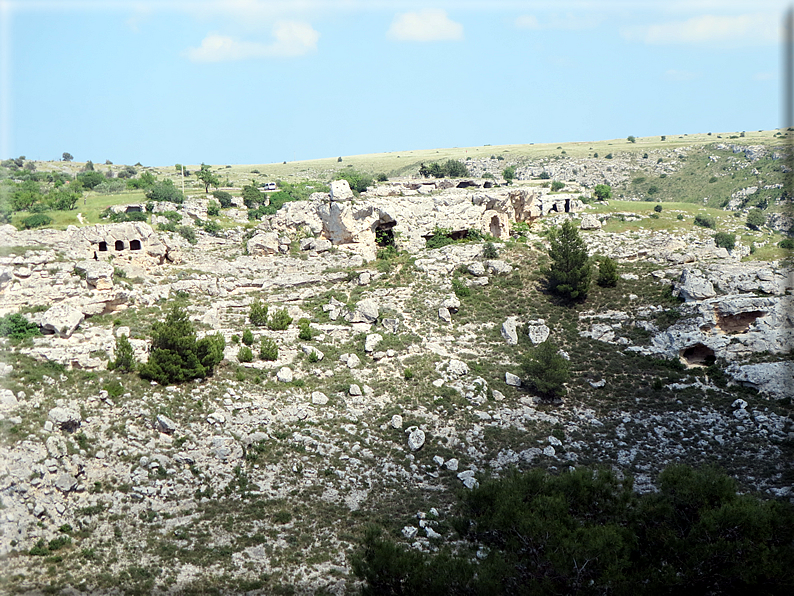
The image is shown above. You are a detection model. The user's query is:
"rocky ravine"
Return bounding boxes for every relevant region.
[0,186,792,594]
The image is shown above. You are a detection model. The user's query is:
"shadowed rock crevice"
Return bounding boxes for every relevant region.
[680,343,716,367]
[715,309,766,334]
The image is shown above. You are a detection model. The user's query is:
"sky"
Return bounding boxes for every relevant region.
[0,0,789,166]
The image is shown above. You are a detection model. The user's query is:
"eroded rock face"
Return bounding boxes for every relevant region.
[330,179,354,201]
[727,362,794,399]
[676,268,716,302]
[41,304,85,337]
[74,260,114,290]
[247,232,279,256]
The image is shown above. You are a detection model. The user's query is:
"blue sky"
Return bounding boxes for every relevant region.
[0,1,788,166]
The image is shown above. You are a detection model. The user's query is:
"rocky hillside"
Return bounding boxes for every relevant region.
[0,141,792,595]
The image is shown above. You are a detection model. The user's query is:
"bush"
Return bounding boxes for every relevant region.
[20,213,52,229]
[627,135,636,143]
[268,308,293,331]
[543,220,591,301]
[713,232,736,250]
[335,170,374,193]
[203,220,222,236]
[425,227,454,250]
[145,179,184,203]
[780,238,794,249]
[654,204,662,212]
[206,200,220,216]
[249,300,268,326]
[242,328,254,346]
[237,346,253,363]
[298,319,312,341]
[647,185,659,195]
[677,213,684,220]
[451,278,470,298]
[419,160,470,179]
[178,225,197,244]
[593,184,611,201]
[259,337,278,361]
[708,176,718,183]
[521,340,570,399]
[376,173,388,182]
[694,214,716,229]
[597,256,619,287]
[502,166,516,184]
[138,305,225,385]
[605,153,613,159]
[746,208,766,230]
[550,181,565,192]
[212,190,233,208]
[483,242,499,259]
[538,171,551,180]
[0,313,40,339]
[108,334,136,373]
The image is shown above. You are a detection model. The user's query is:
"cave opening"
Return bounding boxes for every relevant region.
[680,343,716,367]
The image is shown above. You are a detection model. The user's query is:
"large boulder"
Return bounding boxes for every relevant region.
[41,303,84,337]
[74,260,114,290]
[676,268,716,302]
[580,214,601,230]
[247,232,280,256]
[330,179,354,201]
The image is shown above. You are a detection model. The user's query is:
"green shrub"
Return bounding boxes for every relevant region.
[178,225,197,244]
[268,308,292,331]
[746,208,766,230]
[103,380,124,399]
[203,220,222,236]
[593,184,611,201]
[242,328,254,346]
[543,220,591,301]
[259,337,278,361]
[521,340,570,399]
[538,171,551,180]
[677,213,684,220]
[249,300,268,326]
[425,227,454,250]
[502,166,516,184]
[483,242,499,259]
[206,200,220,216]
[20,213,52,229]
[713,232,735,250]
[298,319,312,341]
[335,170,374,193]
[596,256,619,287]
[550,181,565,192]
[212,190,233,208]
[419,160,470,179]
[0,313,40,339]
[649,213,659,219]
[627,135,636,143]
[376,173,388,182]
[605,153,613,159]
[138,305,225,385]
[694,214,716,229]
[451,278,470,298]
[780,238,794,249]
[403,368,414,380]
[654,204,662,212]
[145,179,184,203]
[237,346,253,363]
[108,334,137,373]
[708,176,718,183]
[647,185,659,195]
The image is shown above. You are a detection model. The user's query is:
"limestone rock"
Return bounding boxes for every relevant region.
[447,359,469,378]
[677,268,716,302]
[301,345,324,361]
[485,259,513,275]
[440,294,460,313]
[48,407,81,431]
[247,232,280,256]
[349,384,362,396]
[505,372,522,387]
[391,414,403,429]
[364,333,383,353]
[74,260,114,290]
[468,261,486,276]
[311,392,329,405]
[156,414,176,434]
[527,321,550,345]
[438,307,452,323]
[501,317,519,345]
[41,303,84,337]
[330,179,354,201]
[381,318,400,334]
[350,298,379,324]
[727,362,794,400]
[276,367,293,383]
[407,428,425,451]
[55,473,78,493]
[580,214,601,230]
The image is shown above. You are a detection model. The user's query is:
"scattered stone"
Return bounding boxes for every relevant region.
[345,353,361,368]
[276,367,293,383]
[492,389,505,401]
[505,372,522,387]
[41,304,84,337]
[381,318,400,334]
[407,428,425,451]
[527,320,550,345]
[438,307,452,323]
[457,470,479,489]
[311,392,329,405]
[402,526,418,539]
[330,179,354,201]
[349,384,362,396]
[445,458,459,471]
[589,379,606,388]
[301,345,325,361]
[468,261,486,276]
[391,414,403,429]
[676,268,716,302]
[501,316,519,345]
[350,299,379,323]
[484,259,513,275]
[48,407,81,431]
[580,214,601,230]
[364,333,383,353]
[440,295,460,313]
[55,473,78,493]
[156,414,176,434]
[447,359,469,378]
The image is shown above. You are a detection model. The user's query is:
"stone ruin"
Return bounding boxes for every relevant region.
[70,222,180,264]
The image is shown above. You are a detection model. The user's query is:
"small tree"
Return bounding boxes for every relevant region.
[250,300,268,326]
[108,334,137,373]
[62,152,73,162]
[694,214,716,229]
[654,204,663,213]
[593,184,612,201]
[521,340,570,399]
[237,345,253,363]
[195,163,220,194]
[627,135,636,143]
[207,200,220,216]
[714,232,736,251]
[551,181,565,192]
[597,256,619,287]
[746,209,766,230]
[502,166,516,184]
[543,219,591,301]
[297,318,312,341]
[268,308,293,331]
[242,328,254,346]
[259,337,278,361]
[212,190,233,208]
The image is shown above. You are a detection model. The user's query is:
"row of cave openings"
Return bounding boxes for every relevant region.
[97,239,142,252]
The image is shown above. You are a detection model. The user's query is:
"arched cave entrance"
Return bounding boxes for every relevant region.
[716,310,766,334]
[483,181,493,189]
[489,215,503,238]
[564,199,571,213]
[115,240,125,251]
[98,241,108,252]
[680,343,716,367]
[130,239,142,251]
[456,181,477,189]
[375,221,396,247]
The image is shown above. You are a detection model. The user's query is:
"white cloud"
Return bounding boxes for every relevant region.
[388,9,463,42]
[185,21,319,62]
[665,69,699,81]
[625,13,780,45]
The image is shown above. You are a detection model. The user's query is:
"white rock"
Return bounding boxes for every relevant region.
[727,362,794,400]
[580,214,601,230]
[48,407,81,431]
[364,333,383,353]
[501,317,519,345]
[425,527,442,539]
[330,179,354,201]
[444,458,459,471]
[432,455,445,466]
[440,294,460,313]
[301,345,324,361]
[484,259,513,275]
[350,299,379,323]
[402,526,418,539]
[276,367,293,383]
[527,322,550,345]
[677,268,716,302]
[156,414,176,434]
[447,359,469,377]
[311,391,329,405]
[346,353,361,368]
[543,445,556,457]
[391,414,403,429]
[41,303,84,337]
[438,307,452,323]
[492,390,505,401]
[349,384,362,396]
[505,372,522,387]
[407,428,425,451]
[247,232,280,256]
[468,262,486,276]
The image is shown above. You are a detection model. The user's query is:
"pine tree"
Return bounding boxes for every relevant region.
[521,340,570,399]
[597,256,619,287]
[543,219,591,301]
[108,334,137,373]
